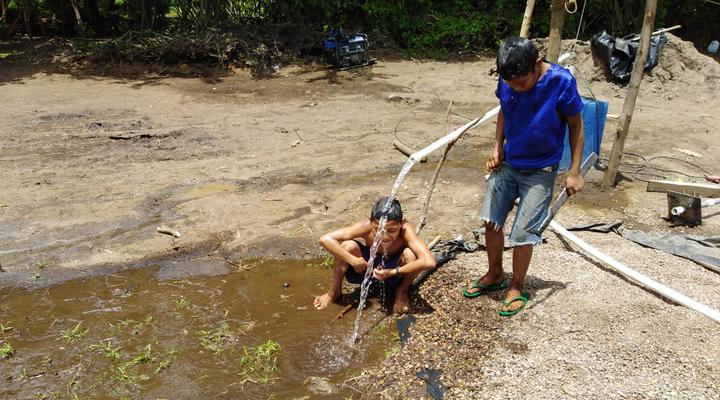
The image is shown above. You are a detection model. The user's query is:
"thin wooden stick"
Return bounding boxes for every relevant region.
[333,302,356,320]
[416,101,456,235]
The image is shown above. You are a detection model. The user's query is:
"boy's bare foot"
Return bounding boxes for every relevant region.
[464,272,504,296]
[313,292,339,310]
[499,288,528,315]
[392,289,410,314]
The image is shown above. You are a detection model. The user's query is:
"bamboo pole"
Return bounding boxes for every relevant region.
[602,0,658,187]
[547,0,566,62]
[520,0,536,38]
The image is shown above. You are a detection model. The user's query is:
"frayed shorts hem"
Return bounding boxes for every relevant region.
[479,217,504,231]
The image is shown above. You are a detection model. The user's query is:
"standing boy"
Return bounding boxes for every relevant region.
[463,37,585,316]
[314,197,436,314]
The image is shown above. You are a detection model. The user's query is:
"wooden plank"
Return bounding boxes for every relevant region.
[646,180,720,198]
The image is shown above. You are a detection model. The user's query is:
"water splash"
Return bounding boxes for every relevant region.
[351,158,417,343]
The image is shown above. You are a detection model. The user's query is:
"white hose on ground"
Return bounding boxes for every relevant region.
[702,198,720,207]
[550,220,720,324]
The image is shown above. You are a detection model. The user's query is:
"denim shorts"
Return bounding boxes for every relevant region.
[479,163,556,247]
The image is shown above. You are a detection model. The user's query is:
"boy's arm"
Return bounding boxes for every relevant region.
[395,222,436,277]
[566,113,585,195]
[318,221,371,269]
[487,111,506,171]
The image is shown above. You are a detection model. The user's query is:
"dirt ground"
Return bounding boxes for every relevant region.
[1,34,719,398]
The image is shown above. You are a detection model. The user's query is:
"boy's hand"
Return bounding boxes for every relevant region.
[566,173,584,196]
[486,147,504,172]
[372,267,393,281]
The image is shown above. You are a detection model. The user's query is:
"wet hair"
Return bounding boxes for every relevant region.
[370,197,403,221]
[496,36,539,81]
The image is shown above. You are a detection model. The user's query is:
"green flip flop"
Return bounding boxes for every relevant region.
[463,279,508,298]
[499,292,529,317]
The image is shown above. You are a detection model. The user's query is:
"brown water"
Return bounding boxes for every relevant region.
[0,260,396,399]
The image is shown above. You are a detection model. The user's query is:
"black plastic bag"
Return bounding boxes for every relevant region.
[590,30,668,83]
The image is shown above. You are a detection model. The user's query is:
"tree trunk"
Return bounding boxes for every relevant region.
[602,0,658,187]
[547,0,565,62]
[22,0,31,36]
[519,0,536,38]
[70,0,82,24]
[1,0,7,23]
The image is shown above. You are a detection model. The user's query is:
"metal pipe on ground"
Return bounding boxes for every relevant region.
[549,220,720,324]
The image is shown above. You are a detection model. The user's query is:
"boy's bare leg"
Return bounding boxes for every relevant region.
[501,244,532,312]
[393,249,419,314]
[465,222,505,294]
[314,241,362,310]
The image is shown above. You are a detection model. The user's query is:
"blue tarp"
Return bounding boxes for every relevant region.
[560,97,608,171]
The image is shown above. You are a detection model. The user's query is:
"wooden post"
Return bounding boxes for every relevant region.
[520,0,536,38]
[602,0,658,187]
[547,0,566,62]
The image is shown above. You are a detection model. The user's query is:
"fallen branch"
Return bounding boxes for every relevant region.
[393,140,426,162]
[156,225,181,238]
[332,302,357,321]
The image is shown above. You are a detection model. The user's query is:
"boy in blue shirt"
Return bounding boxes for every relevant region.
[463,37,585,316]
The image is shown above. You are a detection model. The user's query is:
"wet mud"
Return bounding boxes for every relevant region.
[0,259,397,399]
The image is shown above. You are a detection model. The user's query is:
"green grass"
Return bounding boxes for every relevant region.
[132,344,155,365]
[33,259,49,269]
[197,321,232,354]
[0,322,13,333]
[0,342,14,358]
[175,296,191,310]
[88,340,121,360]
[307,254,333,269]
[238,340,281,384]
[60,322,87,343]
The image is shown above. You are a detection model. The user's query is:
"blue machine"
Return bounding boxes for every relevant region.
[323,28,374,70]
[559,97,609,171]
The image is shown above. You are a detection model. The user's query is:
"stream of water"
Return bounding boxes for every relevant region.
[350,158,417,342]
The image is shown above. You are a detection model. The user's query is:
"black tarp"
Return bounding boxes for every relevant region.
[590,31,668,83]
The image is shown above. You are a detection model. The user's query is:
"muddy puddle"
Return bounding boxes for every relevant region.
[0,260,398,399]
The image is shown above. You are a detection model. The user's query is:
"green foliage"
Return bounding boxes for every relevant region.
[60,322,87,343]
[88,340,121,360]
[1,1,718,59]
[238,339,280,384]
[307,254,333,269]
[0,342,14,358]
[197,321,233,354]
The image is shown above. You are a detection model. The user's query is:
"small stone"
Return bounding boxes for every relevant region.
[283,282,290,288]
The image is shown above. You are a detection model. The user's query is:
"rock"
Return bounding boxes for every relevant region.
[304,376,337,394]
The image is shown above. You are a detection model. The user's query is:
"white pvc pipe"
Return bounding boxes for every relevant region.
[410,105,500,163]
[702,198,720,207]
[671,206,685,216]
[550,220,720,324]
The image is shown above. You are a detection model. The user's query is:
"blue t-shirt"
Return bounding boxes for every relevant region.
[495,63,584,170]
